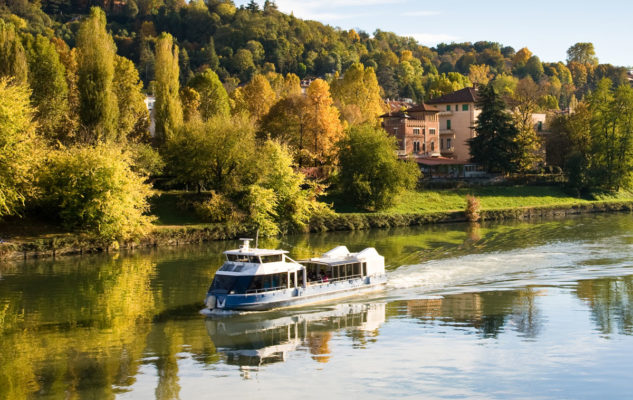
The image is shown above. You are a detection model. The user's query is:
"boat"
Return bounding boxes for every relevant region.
[201,239,387,313]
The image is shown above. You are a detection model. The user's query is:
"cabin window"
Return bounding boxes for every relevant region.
[226,254,260,263]
[261,254,283,263]
[362,263,367,276]
[247,273,289,293]
[210,274,253,294]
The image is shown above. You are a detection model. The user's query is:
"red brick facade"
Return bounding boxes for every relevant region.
[380,104,441,157]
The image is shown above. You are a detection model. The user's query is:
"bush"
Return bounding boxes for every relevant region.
[39,145,154,241]
[193,191,242,223]
[465,195,481,222]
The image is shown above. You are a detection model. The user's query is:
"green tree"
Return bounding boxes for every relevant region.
[113,55,150,141]
[337,124,420,210]
[567,42,599,66]
[508,77,544,172]
[154,33,183,144]
[26,34,69,141]
[39,144,154,241]
[0,20,28,84]
[188,68,230,120]
[232,73,276,121]
[76,7,119,143]
[469,83,521,173]
[0,79,40,218]
[164,114,255,192]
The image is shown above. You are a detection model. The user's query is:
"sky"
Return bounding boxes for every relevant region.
[233,0,632,67]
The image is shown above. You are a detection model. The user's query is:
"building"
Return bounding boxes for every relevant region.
[426,87,480,163]
[144,95,156,137]
[379,103,441,158]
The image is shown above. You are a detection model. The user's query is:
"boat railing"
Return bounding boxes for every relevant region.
[307,274,363,286]
[245,285,289,295]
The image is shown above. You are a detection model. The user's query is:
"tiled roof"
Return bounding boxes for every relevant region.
[407,103,439,112]
[379,102,439,118]
[427,87,479,104]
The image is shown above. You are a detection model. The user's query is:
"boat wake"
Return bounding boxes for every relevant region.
[386,238,633,296]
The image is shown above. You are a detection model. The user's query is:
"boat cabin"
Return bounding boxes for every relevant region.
[300,246,385,285]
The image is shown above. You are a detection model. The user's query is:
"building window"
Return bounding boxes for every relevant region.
[413,128,420,135]
[462,104,469,111]
[422,142,426,152]
[446,120,451,130]
[413,141,420,153]
[447,138,452,149]
[429,128,436,135]
[431,141,435,151]
[538,121,543,132]
[446,105,451,111]
[393,127,398,135]
[440,138,444,150]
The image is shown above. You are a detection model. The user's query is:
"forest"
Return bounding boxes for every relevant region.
[1,0,632,242]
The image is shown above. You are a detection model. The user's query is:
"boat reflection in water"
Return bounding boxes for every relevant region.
[205,303,386,367]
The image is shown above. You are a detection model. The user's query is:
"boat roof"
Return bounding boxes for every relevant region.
[304,246,381,265]
[223,248,288,256]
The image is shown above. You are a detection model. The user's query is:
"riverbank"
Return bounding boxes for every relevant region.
[2,186,633,260]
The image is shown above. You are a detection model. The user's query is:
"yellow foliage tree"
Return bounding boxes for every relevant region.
[232,74,276,121]
[305,79,344,165]
[330,63,385,126]
[468,64,493,85]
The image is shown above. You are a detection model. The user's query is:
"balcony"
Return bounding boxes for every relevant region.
[441,147,455,155]
[440,129,455,138]
[439,111,453,116]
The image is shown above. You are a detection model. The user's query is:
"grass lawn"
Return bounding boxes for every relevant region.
[330,186,633,214]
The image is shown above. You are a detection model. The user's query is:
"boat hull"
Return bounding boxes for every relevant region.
[202,275,387,312]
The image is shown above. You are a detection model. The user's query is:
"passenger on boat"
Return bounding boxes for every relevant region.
[322,274,329,283]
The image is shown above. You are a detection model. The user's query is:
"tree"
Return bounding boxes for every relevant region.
[0,20,27,84]
[469,83,521,173]
[164,114,255,192]
[468,64,492,85]
[331,63,385,125]
[337,124,420,210]
[76,7,119,143]
[0,79,40,218]
[512,47,532,69]
[26,34,69,141]
[525,56,544,82]
[188,68,230,120]
[508,77,544,172]
[304,79,344,165]
[39,144,154,241]
[154,33,183,144]
[232,74,276,121]
[113,55,150,141]
[567,42,598,66]
[244,140,328,235]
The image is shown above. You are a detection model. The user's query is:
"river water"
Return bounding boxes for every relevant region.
[1,213,633,399]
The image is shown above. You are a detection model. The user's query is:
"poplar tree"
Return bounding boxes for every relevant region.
[154,33,183,144]
[113,55,150,141]
[0,20,28,84]
[26,35,69,141]
[77,7,119,143]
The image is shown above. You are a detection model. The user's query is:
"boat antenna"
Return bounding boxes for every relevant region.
[255,229,259,249]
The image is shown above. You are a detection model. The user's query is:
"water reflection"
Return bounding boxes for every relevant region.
[206,303,385,369]
[0,213,632,398]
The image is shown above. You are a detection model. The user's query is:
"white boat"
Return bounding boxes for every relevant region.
[201,239,387,313]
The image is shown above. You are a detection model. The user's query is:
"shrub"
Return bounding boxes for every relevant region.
[465,194,481,222]
[193,191,242,223]
[39,145,154,241]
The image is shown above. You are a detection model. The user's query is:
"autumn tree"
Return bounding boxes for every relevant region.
[0,79,40,218]
[76,7,119,143]
[567,42,599,66]
[304,79,344,165]
[154,33,183,144]
[188,68,230,120]
[0,20,27,83]
[259,94,309,162]
[331,62,384,125]
[468,64,493,85]
[232,73,276,121]
[508,77,544,172]
[469,83,521,173]
[113,55,149,141]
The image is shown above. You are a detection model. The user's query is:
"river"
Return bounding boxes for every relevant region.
[1,213,632,399]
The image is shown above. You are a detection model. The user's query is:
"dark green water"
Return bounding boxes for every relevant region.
[1,213,633,399]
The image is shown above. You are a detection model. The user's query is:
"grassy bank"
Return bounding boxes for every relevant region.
[2,186,633,260]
